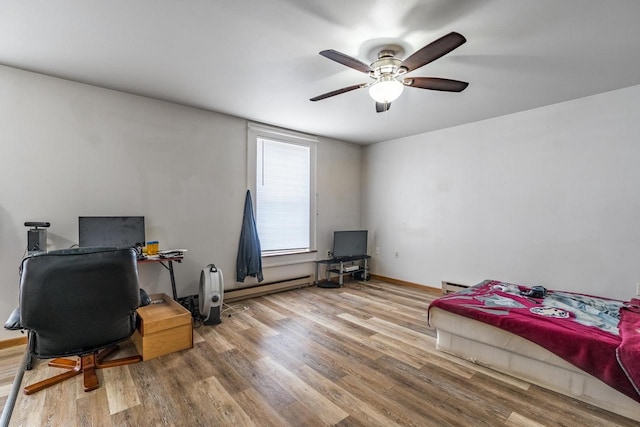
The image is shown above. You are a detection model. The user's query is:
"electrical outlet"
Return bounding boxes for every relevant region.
[395,251,399,258]
[326,250,332,258]
[375,247,380,255]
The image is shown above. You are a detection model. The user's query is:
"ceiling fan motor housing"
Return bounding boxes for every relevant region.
[370,50,406,79]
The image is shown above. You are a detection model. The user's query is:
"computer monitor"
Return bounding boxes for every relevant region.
[78,216,145,249]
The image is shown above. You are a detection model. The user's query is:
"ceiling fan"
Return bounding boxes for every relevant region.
[310,32,469,113]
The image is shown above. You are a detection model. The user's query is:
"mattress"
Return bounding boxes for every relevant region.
[429,305,640,422]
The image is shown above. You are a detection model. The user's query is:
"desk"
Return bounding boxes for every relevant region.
[137,256,183,300]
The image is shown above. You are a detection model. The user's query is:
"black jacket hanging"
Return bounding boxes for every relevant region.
[236,190,263,282]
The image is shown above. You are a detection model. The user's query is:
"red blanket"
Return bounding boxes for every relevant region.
[428,280,640,403]
[617,298,640,398]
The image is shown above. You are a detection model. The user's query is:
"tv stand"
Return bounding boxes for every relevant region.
[315,255,371,288]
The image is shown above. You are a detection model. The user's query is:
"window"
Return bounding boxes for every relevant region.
[247,123,317,255]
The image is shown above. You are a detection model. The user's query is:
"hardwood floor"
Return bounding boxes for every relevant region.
[1,279,638,426]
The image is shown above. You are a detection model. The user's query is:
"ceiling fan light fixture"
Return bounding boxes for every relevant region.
[368,75,404,104]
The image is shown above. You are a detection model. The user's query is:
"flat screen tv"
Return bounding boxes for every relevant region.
[332,230,368,260]
[78,216,145,249]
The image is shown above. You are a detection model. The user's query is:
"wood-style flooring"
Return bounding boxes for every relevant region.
[1,279,638,426]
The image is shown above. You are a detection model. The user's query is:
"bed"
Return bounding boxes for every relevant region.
[428,280,640,422]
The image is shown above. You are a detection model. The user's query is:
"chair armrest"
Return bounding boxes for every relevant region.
[4,307,22,330]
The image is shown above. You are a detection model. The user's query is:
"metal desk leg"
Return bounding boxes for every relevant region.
[167,260,178,300]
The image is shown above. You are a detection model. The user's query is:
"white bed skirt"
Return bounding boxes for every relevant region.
[429,307,640,422]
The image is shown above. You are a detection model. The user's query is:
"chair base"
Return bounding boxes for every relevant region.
[23,345,142,395]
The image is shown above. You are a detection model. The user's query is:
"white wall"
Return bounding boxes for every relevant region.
[0,65,362,339]
[363,84,640,300]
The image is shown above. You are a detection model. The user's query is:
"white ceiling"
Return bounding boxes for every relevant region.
[2,0,640,144]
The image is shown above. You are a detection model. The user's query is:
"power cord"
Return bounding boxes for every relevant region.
[221,303,249,318]
[177,295,205,328]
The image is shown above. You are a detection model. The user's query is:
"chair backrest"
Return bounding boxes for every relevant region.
[19,247,140,358]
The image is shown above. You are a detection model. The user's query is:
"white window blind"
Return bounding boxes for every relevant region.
[256,138,310,252]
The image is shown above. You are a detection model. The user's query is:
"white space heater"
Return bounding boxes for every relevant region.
[199,264,224,325]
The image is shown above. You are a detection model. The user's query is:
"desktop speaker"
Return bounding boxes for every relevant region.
[27,229,47,253]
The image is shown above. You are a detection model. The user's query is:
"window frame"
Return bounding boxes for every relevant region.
[247,122,317,257]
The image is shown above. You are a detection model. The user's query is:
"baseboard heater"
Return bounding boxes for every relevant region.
[224,275,314,302]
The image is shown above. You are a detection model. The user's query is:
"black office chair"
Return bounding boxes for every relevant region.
[4,247,142,394]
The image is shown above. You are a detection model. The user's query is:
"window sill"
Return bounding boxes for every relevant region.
[261,250,318,268]
[262,249,317,258]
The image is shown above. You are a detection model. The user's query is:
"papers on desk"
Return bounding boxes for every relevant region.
[158,249,187,258]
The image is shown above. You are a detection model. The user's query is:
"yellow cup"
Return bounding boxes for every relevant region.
[146,241,159,255]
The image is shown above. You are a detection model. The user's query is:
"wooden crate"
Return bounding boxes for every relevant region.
[132,293,193,360]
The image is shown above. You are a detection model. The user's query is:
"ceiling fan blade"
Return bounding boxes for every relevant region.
[376,102,391,113]
[400,32,466,73]
[319,49,373,74]
[310,83,367,101]
[404,77,469,92]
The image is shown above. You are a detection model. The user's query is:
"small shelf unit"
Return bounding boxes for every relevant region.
[315,255,371,288]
